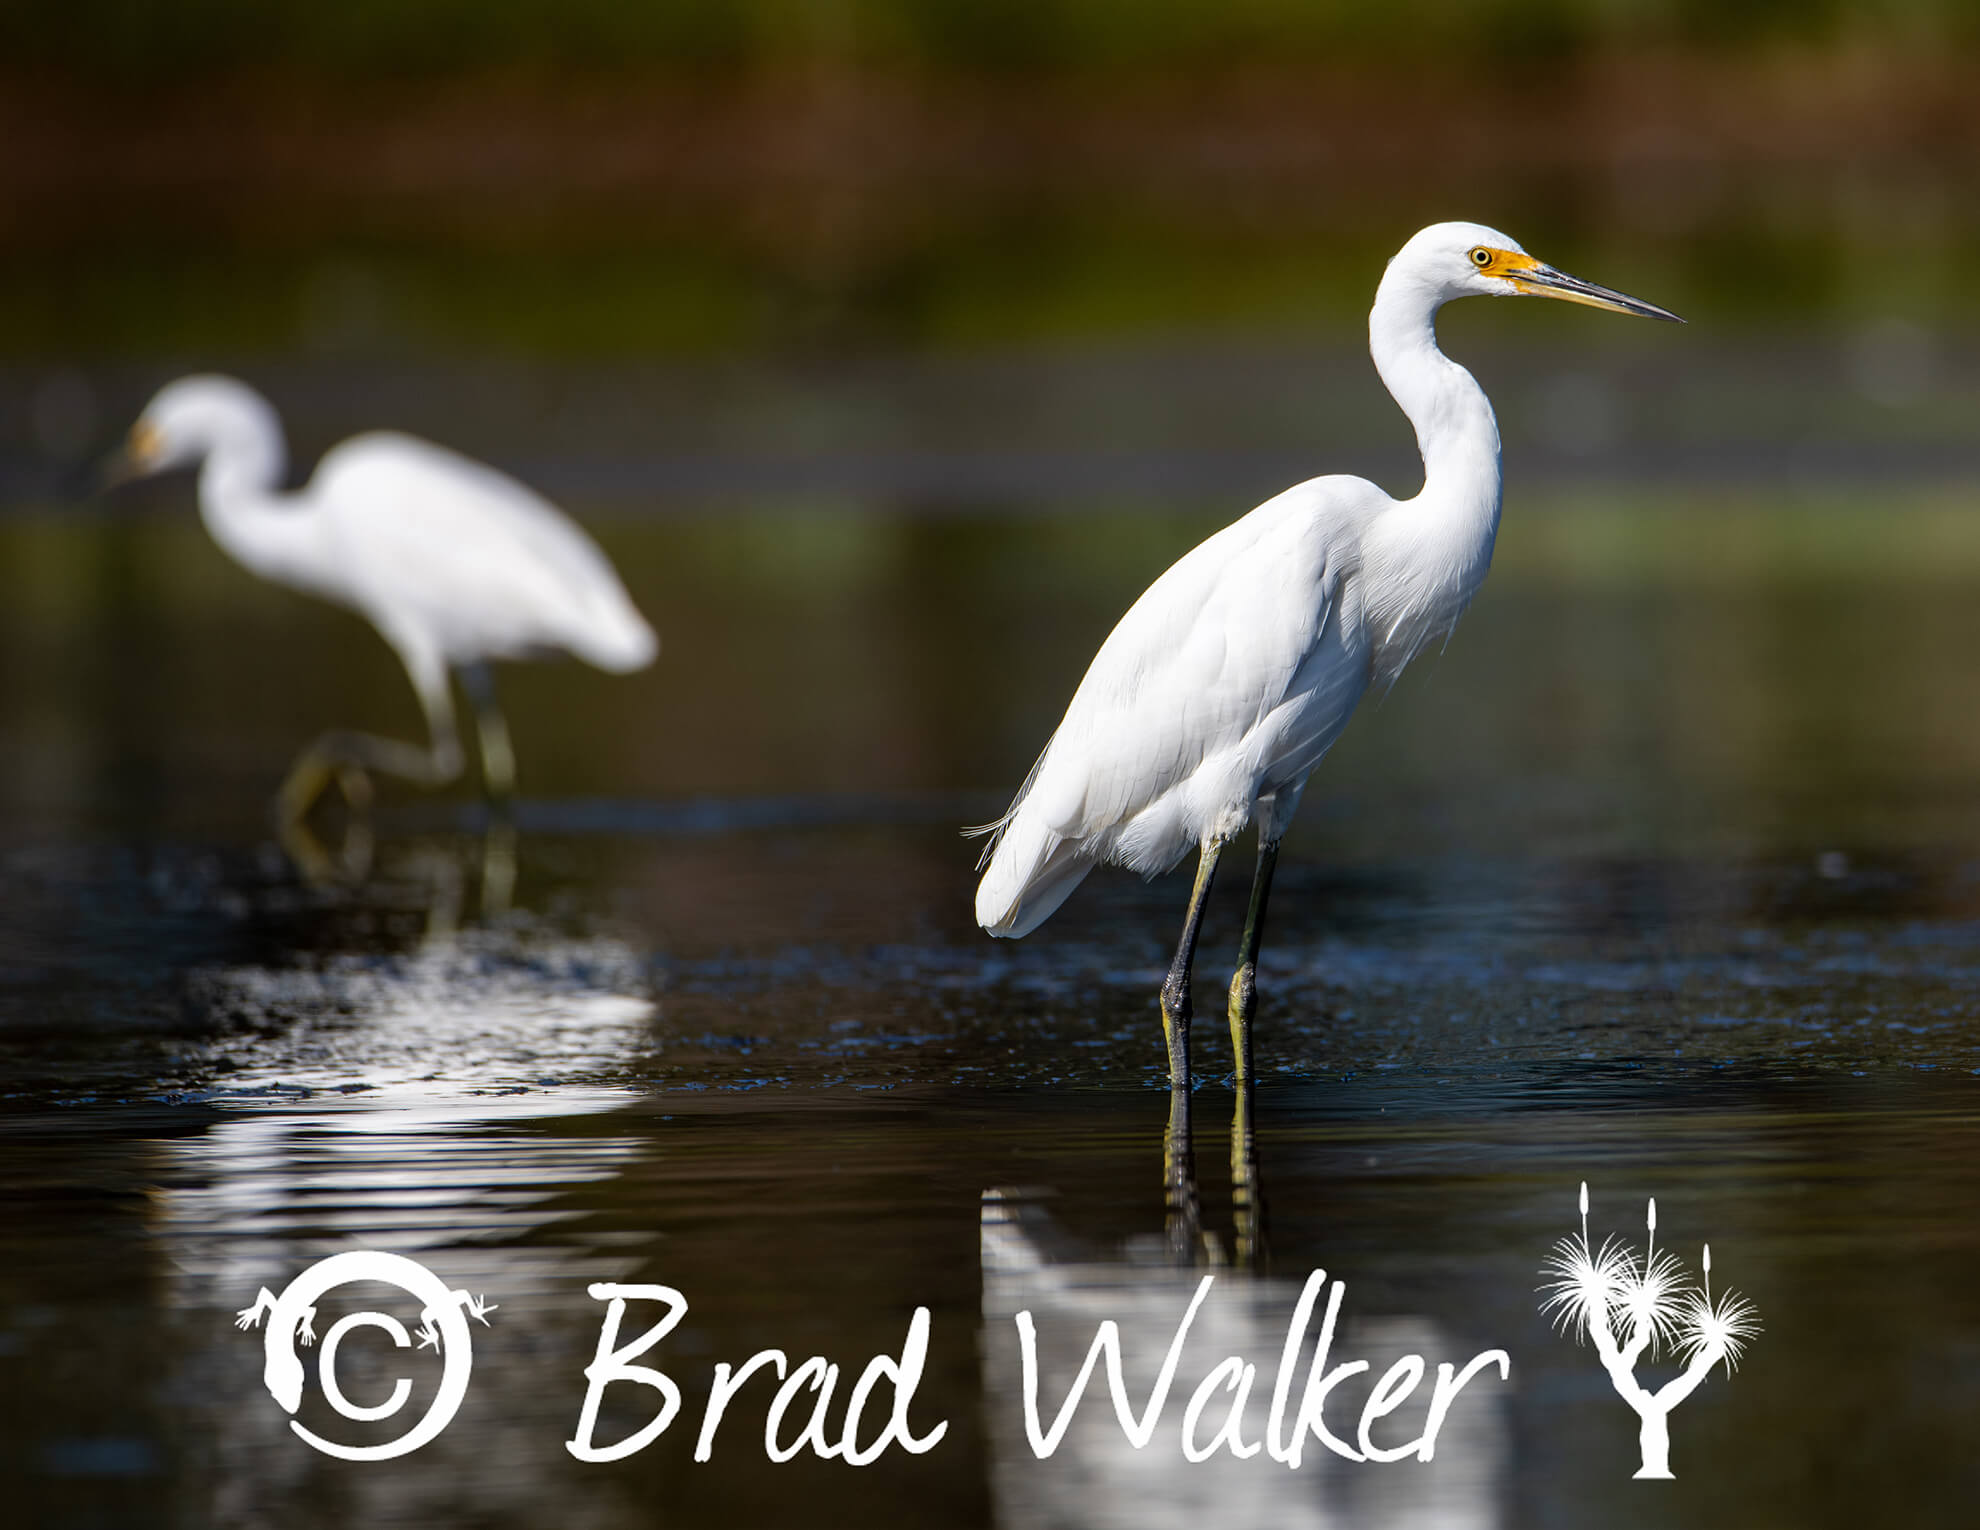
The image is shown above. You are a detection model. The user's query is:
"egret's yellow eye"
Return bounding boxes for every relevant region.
[1471,248,1492,268]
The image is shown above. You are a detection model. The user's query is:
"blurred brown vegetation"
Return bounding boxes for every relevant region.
[5,3,1979,244]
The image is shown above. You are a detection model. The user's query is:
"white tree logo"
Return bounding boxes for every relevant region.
[1537,1183,1760,1479]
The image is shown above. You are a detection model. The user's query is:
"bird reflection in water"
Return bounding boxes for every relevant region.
[983,1068,1505,1528]
[153,1093,647,1528]
[180,830,657,1105]
[1164,1073,1267,1271]
[280,799,519,930]
[982,1148,1506,1529]
[147,823,661,1520]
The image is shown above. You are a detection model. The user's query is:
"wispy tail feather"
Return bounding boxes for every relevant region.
[974,811,1092,938]
[963,732,1057,871]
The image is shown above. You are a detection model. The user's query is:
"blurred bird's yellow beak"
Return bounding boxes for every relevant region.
[1482,248,1683,323]
[101,421,164,488]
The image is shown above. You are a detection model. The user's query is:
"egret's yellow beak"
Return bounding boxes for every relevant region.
[1479,248,1683,323]
[101,421,164,488]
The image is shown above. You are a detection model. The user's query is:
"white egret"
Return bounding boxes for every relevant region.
[112,376,657,824]
[972,222,1679,1096]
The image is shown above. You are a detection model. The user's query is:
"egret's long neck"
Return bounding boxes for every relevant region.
[193,415,319,584]
[1368,268,1503,522]
[1359,264,1506,672]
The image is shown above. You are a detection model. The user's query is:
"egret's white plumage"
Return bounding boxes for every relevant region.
[118,375,656,811]
[276,430,656,675]
[975,477,1377,936]
[972,222,1678,1088]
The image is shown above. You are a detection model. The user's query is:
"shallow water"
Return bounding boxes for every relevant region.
[5,469,1980,1523]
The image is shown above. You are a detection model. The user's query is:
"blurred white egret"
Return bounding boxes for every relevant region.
[114,375,656,824]
[973,222,1679,1094]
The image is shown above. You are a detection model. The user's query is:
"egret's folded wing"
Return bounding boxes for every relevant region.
[1019,482,1357,849]
[310,433,655,670]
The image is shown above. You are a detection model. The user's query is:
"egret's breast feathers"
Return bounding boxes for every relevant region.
[1358,482,1501,686]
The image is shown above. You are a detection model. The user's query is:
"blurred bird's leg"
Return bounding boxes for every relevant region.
[414,841,467,944]
[479,817,517,919]
[277,725,462,823]
[1159,839,1224,1247]
[458,663,516,807]
[275,648,465,881]
[276,726,461,884]
[278,811,347,886]
[454,664,516,916]
[335,762,374,817]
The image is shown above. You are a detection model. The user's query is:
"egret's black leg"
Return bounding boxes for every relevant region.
[1226,836,1279,1085]
[1159,840,1224,1250]
[1159,839,1226,1093]
[1227,836,1278,1266]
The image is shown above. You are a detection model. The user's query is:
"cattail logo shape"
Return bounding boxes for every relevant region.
[1538,1184,1760,1478]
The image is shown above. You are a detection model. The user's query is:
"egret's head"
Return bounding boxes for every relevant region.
[110,374,283,483]
[1390,221,1682,322]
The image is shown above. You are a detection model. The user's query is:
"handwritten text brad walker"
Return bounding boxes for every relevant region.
[565,1270,1509,1466]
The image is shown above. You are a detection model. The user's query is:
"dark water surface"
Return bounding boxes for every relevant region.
[5,488,1980,1525]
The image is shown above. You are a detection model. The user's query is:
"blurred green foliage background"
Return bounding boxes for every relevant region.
[4,0,1980,357]
[5,1,1980,853]
[9,0,1980,78]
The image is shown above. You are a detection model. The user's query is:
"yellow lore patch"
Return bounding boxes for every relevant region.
[127,420,164,466]
[1469,246,1541,280]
